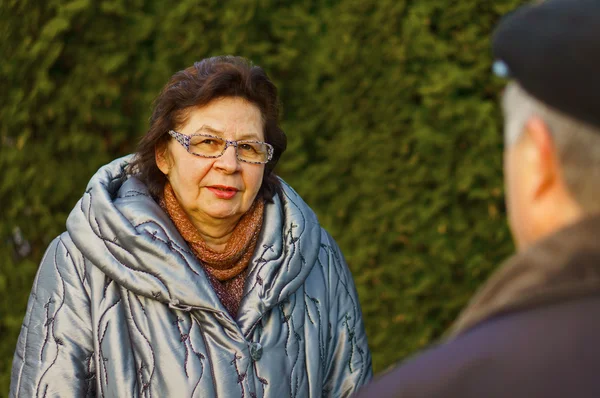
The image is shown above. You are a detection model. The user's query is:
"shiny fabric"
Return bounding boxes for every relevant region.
[10,155,372,397]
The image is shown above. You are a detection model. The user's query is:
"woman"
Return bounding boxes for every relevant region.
[10,56,372,397]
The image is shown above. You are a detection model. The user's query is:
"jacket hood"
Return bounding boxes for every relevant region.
[66,155,322,335]
[449,213,600,337]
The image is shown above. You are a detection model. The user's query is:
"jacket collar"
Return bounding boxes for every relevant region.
[449,214,600,338]
[66,156,321,336]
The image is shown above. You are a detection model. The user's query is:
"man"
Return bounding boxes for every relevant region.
[355,0,600,397]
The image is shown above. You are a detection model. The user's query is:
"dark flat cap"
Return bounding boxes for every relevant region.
[492,0,600,128]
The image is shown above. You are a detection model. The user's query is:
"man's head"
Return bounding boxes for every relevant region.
[493,0,600,250]
[501,83,600,250]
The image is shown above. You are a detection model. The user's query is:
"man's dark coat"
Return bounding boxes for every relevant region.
[355,215,600,398]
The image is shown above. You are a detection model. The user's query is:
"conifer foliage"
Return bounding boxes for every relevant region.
[0,0,525,390]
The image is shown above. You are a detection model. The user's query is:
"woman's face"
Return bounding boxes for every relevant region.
[156,97,266,230]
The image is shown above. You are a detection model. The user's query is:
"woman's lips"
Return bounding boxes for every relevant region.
[207,186,239,199]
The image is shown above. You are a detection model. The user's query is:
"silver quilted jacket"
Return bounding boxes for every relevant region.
[10,156,372,397]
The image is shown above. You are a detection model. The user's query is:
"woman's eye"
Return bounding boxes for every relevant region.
[239,144,255,152]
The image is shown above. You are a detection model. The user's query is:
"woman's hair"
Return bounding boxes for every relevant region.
[127,55,287,201]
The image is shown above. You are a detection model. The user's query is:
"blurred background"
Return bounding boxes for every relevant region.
[0,0,527,392]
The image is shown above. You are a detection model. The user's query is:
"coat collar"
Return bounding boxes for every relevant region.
[66,155,322,336]
[449,214,600,338]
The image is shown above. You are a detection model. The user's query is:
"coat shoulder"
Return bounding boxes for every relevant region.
[40,232,88,289]
[356,294,600,398]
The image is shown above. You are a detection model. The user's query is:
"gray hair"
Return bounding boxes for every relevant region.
[502,82,600,212]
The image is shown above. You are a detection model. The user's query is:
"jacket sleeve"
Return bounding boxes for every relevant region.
[10,233,95,397]
[321,232,373,397]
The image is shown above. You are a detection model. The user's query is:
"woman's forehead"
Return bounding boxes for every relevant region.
[182,99,264,138]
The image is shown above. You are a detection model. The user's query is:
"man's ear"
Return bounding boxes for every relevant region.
[524,117,559,199]
[155,142,171,175]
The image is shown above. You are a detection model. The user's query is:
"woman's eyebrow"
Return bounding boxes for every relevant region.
[237,132,263,140]
[195,125,262,140]
[195,125,224,135]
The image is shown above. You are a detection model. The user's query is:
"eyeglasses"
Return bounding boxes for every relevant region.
[167,130,274,164]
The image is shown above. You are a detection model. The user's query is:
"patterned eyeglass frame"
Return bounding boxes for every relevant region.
[167,130,274,164]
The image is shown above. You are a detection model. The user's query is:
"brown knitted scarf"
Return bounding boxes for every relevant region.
[160,182,264,316]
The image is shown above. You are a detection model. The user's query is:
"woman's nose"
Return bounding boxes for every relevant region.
[214,145,240,172]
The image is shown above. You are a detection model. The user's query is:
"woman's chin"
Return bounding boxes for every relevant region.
[203,206,243,222]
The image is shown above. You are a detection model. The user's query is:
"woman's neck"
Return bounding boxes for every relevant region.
[190,217,240,252]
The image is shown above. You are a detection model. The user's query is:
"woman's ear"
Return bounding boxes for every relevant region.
[155,142,171,175]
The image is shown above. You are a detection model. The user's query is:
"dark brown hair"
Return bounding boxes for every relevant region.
[127,56,287,201]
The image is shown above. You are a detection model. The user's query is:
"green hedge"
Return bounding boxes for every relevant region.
[0,0,525,391]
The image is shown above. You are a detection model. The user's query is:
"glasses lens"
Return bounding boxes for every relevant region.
[189,135,226,157]
[237,142,271,163]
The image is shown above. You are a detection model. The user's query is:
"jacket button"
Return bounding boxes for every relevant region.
[249,342,263,361]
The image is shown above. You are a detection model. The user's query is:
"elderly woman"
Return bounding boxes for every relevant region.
[10,56,372,397]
